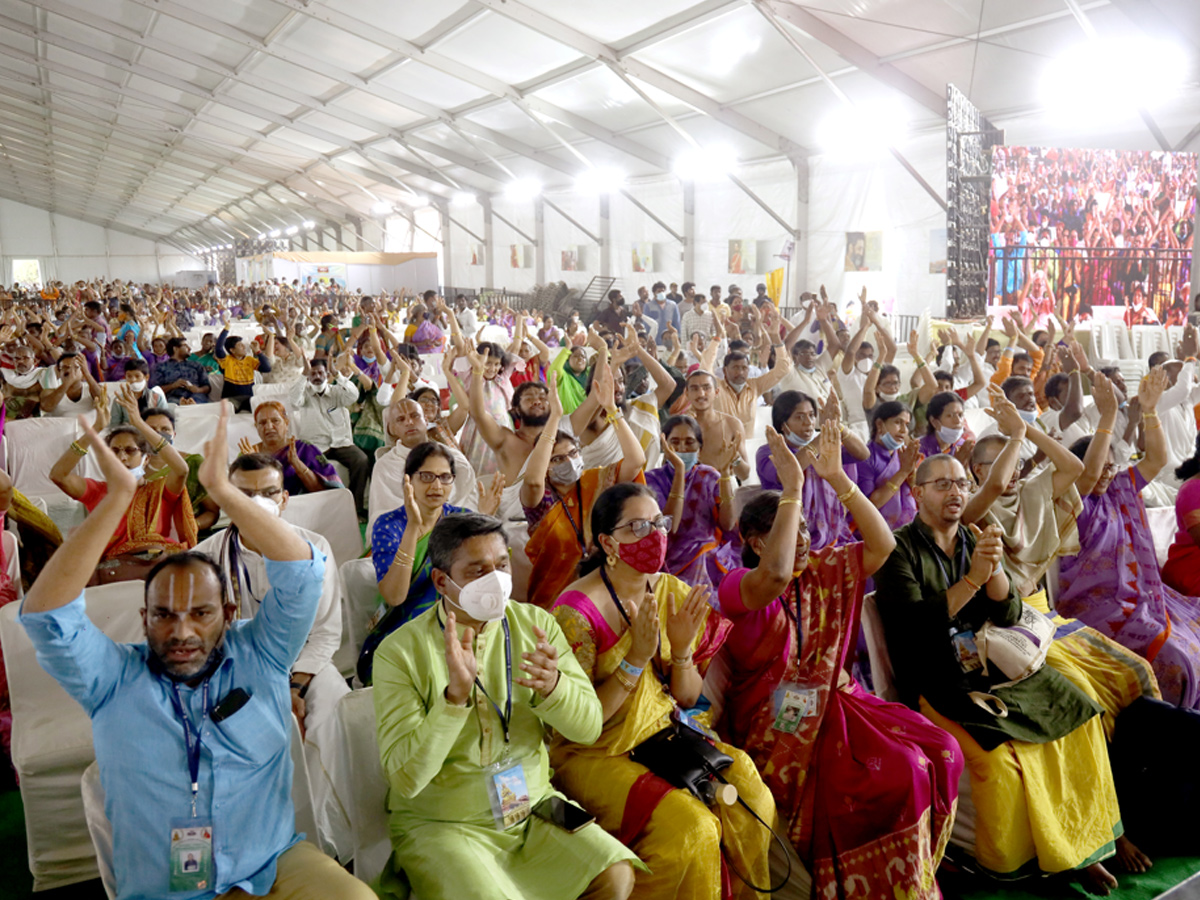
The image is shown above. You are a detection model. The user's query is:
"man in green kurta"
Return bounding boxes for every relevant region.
[373,512,639,900]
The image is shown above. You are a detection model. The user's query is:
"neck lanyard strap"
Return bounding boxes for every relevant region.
[470,619,513,744]
[169,680,209,818]
[600,567,665,683]
[559,482,587,552]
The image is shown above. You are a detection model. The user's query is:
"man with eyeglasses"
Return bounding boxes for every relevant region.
[876,452,1126,893]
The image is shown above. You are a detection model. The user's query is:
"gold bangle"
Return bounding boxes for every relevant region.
[1144,421,1162,430]
[778,496,801,508]
[887,479,903,492]
[152,437,169,454]
[1095,427,1113,436]
[670,653,695,669]
[1142,410,1159,419]
[836,484,859,505]
[613,669,637,692]
[668,492,684,501]
[962,574,982,592]
[69,441,89,456]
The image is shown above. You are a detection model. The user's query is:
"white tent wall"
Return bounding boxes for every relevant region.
[807,134,948,321]
[0,197,201,286]
[490,199,539,293]
[264,257,439,294]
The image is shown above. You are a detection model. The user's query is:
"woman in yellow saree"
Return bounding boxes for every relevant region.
[551,483,778,900]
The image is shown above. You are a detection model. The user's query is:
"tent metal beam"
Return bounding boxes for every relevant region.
[542,199,600,244]
[618,190,683,243]
[491,210,536,245]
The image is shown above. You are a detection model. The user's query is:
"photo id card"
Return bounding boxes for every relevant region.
[950,627,982,673]
[772,683,819,733]
[168,819,214,892]
[484,759,531,831]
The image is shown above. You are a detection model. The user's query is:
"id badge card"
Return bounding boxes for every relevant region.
[771,682,819,733]
[168,819,214,892]
[950,627,982,673]
[484,759,531,831]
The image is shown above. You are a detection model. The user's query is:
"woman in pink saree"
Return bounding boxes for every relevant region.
[716,428,962,899]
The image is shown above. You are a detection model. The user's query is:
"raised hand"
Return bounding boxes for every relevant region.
[443,610,478,706]
[810,424,843,482]
[766,425,804,495]
[1139,366,1167,412]
[907,329,921,359]
[93,396,111,432]
[953,438,976,469]
[627,585,661,668]
[1069,339,1089,373]
[196,402,232,494]
[660,433,683,472]
[477,473,505,517]
[402,474,428,533]
[985,384,1026,438]
[237,436,259,457]
[1092,371,1118,418]
[78,413,136,495]
[665,584,710,657]
[287,437,301,469]
[115,384,140,418]
[715,433,740,475]
[516,625,560,698]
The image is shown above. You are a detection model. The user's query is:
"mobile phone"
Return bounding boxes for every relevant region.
[210,688,251,723]
[533,796,595,833]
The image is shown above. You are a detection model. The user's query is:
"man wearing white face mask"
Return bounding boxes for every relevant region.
[292,355,371,520]
[110,358,168,427]
[191,453,350,854]
[372,511,639,900]
[643,280,680,344]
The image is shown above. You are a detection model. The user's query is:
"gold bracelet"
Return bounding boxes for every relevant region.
[613,669,637,692]
[962,574,982,592]
[887,479,903,492]
[69,441,89,456]
[668,492,684,501]
[778,496,801,508]
[671,654,695,669]
[1144,420,1162,430]
[605,409,622,424]
[152,437,169,454]
[836,484,859,505]
[1142,410,1159,419]
[1095,427,1113,436]
[393,550,413,566]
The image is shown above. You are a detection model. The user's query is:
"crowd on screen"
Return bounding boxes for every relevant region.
[6,274,1200,899]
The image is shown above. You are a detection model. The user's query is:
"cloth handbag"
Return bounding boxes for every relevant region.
[630,710,734,805]
[967,602,1056,718]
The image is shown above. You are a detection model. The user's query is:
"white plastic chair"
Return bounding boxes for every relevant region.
[328,689,395,887]
[282,489,364,570]
[82,718,317,900]
[1146,506,1176,568]
[337,558,380,682]
[1,580,147,890]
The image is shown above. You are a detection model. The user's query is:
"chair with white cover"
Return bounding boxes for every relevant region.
[81,718,318,900]
[1147,506,1176,568]
[1,580,146,890]
[282,489,363,570]
[337,558,380,682]
[4,529,22,599]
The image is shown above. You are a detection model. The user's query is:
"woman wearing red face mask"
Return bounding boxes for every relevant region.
[548,482,779,900]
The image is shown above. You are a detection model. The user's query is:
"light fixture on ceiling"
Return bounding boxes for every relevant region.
[303,220,315,229]
[372,200,393,215]
[672,145,738,182]
[451,191,477,207]
[503,177,542,202]
[285,225,299,235]
[575,166,626,195]
[257,232,267,239]
[816,101,907,159]
[1041,36,1187,119]
[268,229,282,237]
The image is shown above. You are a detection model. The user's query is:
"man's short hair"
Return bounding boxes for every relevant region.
[651,281,666,293]
[971,434,1009,467]
[607,289,622,302]
[681,282,694,294]
[144,408,176,428]
[1000,375,1032,399]
[722,351,749,368]
[1148,351,1169,369]
[124,358,149,376]
[428,512,507,574]
[685,369,716,386]
[512,380,548,410]
[1045,372,1069,401]
[145,552,229,609]
[914,453,959,485]
[229,452,284,478]
[985,338,1000,350]
[166,337,186,356]
[309,357,328,370]
[1012,351,1033,367]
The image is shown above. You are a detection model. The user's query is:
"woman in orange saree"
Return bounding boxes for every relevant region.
[717,428,961,899]
[551,483,777,900]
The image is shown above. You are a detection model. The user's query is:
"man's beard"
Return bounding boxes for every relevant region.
[520,410,550,427]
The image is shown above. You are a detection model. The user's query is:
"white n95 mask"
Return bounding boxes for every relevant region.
[447,570,512,622]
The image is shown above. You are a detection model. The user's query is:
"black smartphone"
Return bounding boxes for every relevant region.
[533,797,595,833]
[210,688,252,723]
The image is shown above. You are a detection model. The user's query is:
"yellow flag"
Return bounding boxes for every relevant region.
[766,268,784,304]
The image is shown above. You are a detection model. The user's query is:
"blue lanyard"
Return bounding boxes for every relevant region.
[439,610,513,744]
[169,680,209,818]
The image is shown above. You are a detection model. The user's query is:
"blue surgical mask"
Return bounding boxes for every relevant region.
[1017,408,1038,424]
[654,291,666,301]
[129,462,146,480]
[937,425,964,446]
[362,354,376,364]
[785,429,815,449]
[799,364,817,375]
[880,431,904,452]
[677,451,699,472]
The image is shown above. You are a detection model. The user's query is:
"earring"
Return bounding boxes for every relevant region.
[606,552,618,567]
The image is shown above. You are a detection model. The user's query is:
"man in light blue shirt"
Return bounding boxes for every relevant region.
[643,280,680,346]
[21,405,373,900]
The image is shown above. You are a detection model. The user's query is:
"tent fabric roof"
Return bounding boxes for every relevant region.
[0,0,1196,254]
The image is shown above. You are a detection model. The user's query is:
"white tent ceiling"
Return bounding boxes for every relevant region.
[0,0,1197,255]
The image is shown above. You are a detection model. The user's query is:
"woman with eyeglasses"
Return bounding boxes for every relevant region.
[716,427,961,900]
[1060,367,1200,711]
[358,442,470,684]
[549,482,778,900]
[521,369,646,610]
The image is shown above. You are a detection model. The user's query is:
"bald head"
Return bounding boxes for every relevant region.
[915,453,961,486]
[391,398,429,448]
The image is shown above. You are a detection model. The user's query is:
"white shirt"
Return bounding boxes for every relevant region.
[835,365,869,425]
[457,307,479,340]
[290,375,358,449]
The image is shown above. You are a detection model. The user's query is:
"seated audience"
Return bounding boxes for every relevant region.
[142,408,219,534]
[359,443,472,684]
[757,390,869,549]
[215,325,273,412]
[2,343,59,419]
[854,400,920,529]
[409,382,465,449]
[110,360,167,427]
[919,390,975,460]
[372,511,638,900]
[876,453,1129,893]
[40,351,100,417]
[370,399,477,534]
[150,336,211,404]
[239,401,343,497]
[452,341,513,479]
[21,406,373,900]
[1058,368,1200,711]
[291,356,371,520]
[644,414,740,589]
[49,402,196,568]
[552,483,777,900]
[522,374,645,609]
[719,427,959,899]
